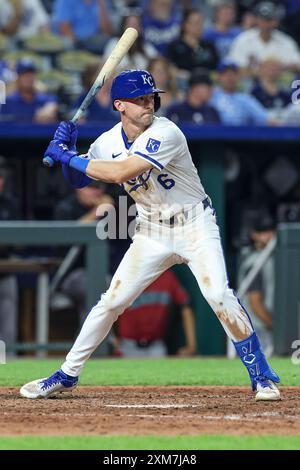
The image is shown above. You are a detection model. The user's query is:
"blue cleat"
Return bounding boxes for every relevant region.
[20,369,78,399]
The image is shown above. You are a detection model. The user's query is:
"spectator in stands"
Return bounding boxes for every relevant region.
[166,9,219,82]
[52,0,113,53]
[211,60,269,125]
[250,59,291,120]
[203,0,242,58]
[108,1,144,33]
[142,0,182,55]
[0,1,13,36]
[40,0,53,14]
[54,181,113,223]
[1,58,58,123]
[235,0,258,29]
[0,0,49,43]
[148,57,184,115]
[166,69,221,124]
[238,213,276,357]
[113,269,197,358]
[228,1,300,74]
[240,10,257,30]
[0,60,16,92]
[0,158,20,352]
[72,63,118,122]
[53,182,114,324]
[103,13,157,71]
[281,0,300,47]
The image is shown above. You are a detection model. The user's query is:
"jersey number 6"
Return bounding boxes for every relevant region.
[157,173,175,190]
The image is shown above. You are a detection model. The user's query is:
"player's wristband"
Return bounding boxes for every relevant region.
[69,156,89,174]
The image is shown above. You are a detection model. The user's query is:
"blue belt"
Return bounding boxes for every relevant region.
[202,196,211,211]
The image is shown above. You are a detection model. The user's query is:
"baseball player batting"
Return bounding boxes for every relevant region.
[20,69,280,401]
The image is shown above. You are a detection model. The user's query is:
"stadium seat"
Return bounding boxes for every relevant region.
[37,69,72,93]
[24,31,66,54]
[0,33,8,54]
[3,50,44,72]
[57,50,99,74]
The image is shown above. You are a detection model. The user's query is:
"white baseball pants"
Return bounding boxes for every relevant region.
[61,204,253,376]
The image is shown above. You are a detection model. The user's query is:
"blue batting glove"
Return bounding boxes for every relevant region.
[44,140,77,165]
[53,121,78,150]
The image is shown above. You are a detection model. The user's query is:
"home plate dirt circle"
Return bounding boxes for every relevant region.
[1,386,300,436]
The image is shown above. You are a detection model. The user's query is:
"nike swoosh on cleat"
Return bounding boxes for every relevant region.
[112,152,122,159]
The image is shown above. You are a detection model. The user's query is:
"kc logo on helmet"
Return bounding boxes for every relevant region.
[146,138,161,154]
[142,74,154,87]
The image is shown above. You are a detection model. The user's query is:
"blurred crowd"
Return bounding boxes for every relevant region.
[1,0,300,125]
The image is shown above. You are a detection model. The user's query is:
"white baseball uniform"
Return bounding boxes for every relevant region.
[61,116,254,376]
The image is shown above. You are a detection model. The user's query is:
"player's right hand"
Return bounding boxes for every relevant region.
[54,121,78,150]
[44,139,77,165]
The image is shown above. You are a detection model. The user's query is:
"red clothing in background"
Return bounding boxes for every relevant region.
[118,270,189,342]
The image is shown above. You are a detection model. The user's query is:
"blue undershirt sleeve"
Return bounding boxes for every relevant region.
[62,164,92,188]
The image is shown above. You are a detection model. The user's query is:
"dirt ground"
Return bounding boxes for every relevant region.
[0,386,300,436]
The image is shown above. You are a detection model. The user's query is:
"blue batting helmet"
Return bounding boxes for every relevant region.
[110,69,164,111]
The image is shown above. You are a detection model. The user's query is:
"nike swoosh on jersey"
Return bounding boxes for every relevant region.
[112,152,122,159]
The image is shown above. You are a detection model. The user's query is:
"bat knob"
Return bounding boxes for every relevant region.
[43,156,55,167]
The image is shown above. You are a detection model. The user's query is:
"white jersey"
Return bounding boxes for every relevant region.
[88,116,206,220]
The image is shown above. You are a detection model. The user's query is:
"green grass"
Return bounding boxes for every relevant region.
[1,435,300,450]
[1,358,299,451]
[0,357,299,387]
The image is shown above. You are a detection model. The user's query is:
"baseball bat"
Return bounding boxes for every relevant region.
[43,27,138,167]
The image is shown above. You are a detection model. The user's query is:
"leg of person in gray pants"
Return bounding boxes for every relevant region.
[0,275,18,354]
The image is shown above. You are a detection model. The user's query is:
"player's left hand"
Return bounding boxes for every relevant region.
[54,121,78,150]
[44,139,77,165]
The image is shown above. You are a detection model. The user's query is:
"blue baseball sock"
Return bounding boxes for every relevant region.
[233,331,280,390]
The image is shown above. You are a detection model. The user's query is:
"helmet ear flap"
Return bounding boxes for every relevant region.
[154,93,161,112]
